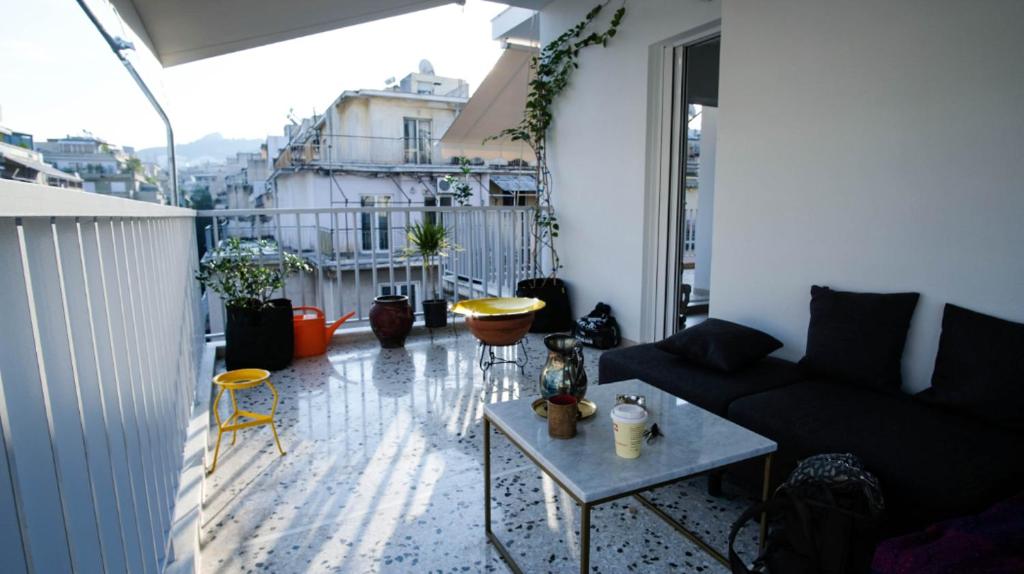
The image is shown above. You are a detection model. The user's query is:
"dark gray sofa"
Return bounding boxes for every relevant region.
[598,343,1024,534]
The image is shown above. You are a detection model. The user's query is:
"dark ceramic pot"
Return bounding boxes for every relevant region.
[516,278,573,333]
[225,298,294,371]
[369,295,414,348]
[422,299,448,329]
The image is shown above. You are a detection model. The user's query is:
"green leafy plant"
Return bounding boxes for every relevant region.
[488,3,626,277]
[196,237,311,309]
[442,158,474,206]
[404,222,455,300]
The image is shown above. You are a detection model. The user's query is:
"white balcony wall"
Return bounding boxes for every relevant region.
[0,181,202,572]
[540,0,721,342]
[711,0,1024,391]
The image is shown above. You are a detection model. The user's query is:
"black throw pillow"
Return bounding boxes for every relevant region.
[917,304,1024,431]
[799,285,919,390]
[655,318,783,372]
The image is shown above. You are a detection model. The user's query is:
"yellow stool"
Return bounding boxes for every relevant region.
[209,368,285,474]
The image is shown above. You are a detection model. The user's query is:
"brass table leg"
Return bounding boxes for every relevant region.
[760,453,773,551]
[579,503,591,574]
[484,416,491,535]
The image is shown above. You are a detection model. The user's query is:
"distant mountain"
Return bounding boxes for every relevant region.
[136,133,261,167]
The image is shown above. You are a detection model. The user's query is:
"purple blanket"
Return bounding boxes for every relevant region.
[872,493,1024,574]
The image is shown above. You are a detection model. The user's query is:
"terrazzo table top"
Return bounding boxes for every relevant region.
[484,379,777,503]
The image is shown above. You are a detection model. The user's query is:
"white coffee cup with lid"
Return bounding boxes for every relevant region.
[610,403,648,459]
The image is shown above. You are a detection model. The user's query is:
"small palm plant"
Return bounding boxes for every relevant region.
[405,222,457,328]
[404,222,453,300]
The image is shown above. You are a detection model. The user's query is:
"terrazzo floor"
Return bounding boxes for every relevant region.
[201,324,761,573]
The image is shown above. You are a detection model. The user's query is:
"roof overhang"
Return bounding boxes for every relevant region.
[490,174,537,194]
[110,0,457,67]
[0,145,83,183]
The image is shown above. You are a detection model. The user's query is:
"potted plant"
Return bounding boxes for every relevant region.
[196,237,311,370]
[404,221,455,328]
[487,4,626,333]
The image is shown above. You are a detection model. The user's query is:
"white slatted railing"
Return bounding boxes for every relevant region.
[0,181,202,573]
[200,205,538,332]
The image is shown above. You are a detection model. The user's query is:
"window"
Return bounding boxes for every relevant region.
[424,194,452,226]
[380,283,416,310]
[416,82,434,95]
[403,118,432,164]
[110,181,127,193]
[360,195,391,251]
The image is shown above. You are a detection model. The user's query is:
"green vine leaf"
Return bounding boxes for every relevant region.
[483,3,626,278]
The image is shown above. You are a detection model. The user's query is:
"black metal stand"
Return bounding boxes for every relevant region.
[478,340,528,373]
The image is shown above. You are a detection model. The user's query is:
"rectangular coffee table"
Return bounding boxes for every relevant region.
[483,379,777,573]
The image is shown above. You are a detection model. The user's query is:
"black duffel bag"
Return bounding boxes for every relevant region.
[572,302,621,349]
[729,453,885,574]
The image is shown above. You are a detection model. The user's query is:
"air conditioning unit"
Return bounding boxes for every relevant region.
[436,175,453,193]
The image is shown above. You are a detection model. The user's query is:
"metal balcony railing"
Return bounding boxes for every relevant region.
[273,134,536,170]
[199,205,539,332]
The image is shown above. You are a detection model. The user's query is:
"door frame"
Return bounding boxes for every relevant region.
[639,21,721,342]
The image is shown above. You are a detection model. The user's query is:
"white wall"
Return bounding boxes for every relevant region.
[712,0,1024,391]
[542,0,720,340]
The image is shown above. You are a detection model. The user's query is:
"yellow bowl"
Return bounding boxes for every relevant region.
[450,297,546,317]
[213,368,271,390]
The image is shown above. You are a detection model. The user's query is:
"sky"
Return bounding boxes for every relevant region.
[0,0,510,149]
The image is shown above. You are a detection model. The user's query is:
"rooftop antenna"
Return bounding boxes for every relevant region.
[418,59,435,75]
[384,76,396,86]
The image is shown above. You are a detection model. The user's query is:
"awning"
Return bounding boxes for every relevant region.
[441,44,537,149]
[108,1,551,67]
[490,175,537,194]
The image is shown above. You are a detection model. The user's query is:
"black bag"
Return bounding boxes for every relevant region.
[572,302,621,349]
[728,453,885,574]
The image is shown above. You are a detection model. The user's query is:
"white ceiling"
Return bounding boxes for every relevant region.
[110,0,552,67]
[110,0,454,67]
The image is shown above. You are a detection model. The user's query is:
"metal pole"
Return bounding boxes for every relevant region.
[75,0,179,206]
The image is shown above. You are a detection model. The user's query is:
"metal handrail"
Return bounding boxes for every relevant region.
[197,205,537,217]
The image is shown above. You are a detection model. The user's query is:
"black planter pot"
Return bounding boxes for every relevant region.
[422,299,448,328]
[516,278,573,333]
[225,298,294,371]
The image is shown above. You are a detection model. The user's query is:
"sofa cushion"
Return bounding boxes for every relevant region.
[800,285,919,391]
[918,304,1024,431]
[598,343,803,415]
[654,318,783,372]
[727,381,1024,532]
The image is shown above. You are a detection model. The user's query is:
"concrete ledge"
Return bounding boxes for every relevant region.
[164,342,217,574]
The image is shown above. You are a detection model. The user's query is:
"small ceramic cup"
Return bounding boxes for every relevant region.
[547,394,578,439]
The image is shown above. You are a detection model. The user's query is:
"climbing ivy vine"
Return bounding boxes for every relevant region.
[489,3,626,277]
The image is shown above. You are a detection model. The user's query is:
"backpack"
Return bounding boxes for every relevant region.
[729,453,885,574]
[572,302,621,349]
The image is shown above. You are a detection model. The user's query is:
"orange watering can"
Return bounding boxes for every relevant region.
[292,307,356,358]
